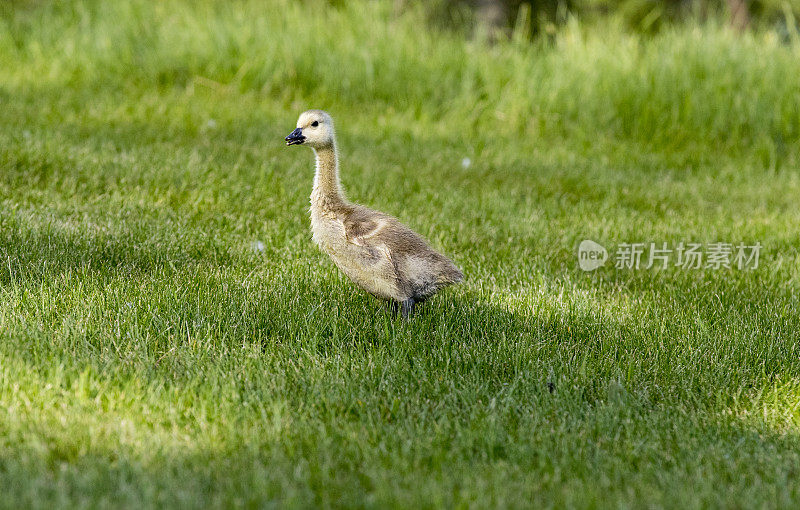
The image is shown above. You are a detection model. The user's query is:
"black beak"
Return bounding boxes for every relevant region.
[285,128,305,146]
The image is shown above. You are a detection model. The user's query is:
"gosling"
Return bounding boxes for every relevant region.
[285,110,463,319]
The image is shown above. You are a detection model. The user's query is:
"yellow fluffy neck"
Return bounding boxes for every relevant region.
[311,143,346,211]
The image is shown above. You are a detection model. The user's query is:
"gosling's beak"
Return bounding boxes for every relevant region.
[285,128,305,146]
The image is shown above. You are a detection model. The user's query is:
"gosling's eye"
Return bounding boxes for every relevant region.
[311,121,319,127]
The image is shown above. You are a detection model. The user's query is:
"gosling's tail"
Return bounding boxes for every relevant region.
[438,259,464,286]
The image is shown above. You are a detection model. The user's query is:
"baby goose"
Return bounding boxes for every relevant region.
[285,110,463,318]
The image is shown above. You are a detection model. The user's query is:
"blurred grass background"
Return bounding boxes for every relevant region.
[423,0,800,34]
[2,0,799,166]
[1,0,799,508]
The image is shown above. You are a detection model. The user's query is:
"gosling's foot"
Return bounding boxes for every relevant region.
[400,298,416,320]
[386,300,400,318]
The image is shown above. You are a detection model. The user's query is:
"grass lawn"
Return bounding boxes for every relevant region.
[1,0,800,508]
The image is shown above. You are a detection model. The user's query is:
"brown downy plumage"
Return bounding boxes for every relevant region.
[285,110,463,318]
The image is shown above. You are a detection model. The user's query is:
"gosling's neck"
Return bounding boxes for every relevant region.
[311,142,346,211]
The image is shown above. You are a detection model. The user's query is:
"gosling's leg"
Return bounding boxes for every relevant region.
[400,298,416,320]
[387,300,399,318]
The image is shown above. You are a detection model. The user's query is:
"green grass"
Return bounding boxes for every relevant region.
[1,0,800,508]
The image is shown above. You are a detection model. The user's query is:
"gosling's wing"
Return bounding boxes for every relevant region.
[343,207,429,251]
[342,206,398,246]
[342,206,463,296]
[343,215,389,246]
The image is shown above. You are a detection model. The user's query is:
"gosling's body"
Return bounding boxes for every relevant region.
[286,110,463,317]
[311,199,462,305]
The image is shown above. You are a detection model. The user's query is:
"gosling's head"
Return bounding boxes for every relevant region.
[285,110,335,149]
